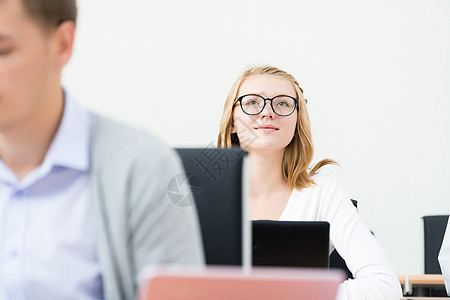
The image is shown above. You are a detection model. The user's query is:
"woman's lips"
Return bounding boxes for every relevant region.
[254,126,279,133]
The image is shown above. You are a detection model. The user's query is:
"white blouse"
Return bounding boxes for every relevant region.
[280,173,402,300]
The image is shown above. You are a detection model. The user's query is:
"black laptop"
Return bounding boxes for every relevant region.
[252,221,330,268]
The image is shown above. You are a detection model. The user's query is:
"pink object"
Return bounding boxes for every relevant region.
[139,266,345,300]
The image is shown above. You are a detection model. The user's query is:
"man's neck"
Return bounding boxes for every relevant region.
[0,88,65,179]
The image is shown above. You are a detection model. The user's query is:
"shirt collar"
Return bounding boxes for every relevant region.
[44,90,90,172]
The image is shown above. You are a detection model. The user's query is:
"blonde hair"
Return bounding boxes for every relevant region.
[217,65,337,190]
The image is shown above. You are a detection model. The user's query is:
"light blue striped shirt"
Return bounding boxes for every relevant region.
[0,93,103,299]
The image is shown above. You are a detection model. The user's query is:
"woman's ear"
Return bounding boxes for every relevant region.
[231,120,237,134]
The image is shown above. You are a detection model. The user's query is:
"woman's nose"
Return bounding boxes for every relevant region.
[259,100,275,119]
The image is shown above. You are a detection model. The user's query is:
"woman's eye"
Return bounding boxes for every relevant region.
[246,100,258,106]
[277,101,289,107]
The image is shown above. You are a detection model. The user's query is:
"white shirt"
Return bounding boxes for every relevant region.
[0,94,103,299]
[280,173,402,300]
[438,219,450,295]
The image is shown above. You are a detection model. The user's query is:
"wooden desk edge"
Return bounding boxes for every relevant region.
[406,275,444,285]
[401,298,449,300]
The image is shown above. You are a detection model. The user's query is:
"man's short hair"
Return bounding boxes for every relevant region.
[21,0,77,30]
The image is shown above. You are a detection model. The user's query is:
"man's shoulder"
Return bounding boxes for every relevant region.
[90,112,167,148]
[89,112,174,165]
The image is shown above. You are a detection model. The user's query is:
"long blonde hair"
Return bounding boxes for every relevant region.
[217,65,336,190]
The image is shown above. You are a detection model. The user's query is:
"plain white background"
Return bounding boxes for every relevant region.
[63,0,450,275]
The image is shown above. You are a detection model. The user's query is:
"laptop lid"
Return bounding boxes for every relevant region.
[139,266,344,300]
[175,148,249,267]
[252,221,330,268]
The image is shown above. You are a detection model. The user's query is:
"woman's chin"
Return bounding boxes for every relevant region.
[242,142,290,153]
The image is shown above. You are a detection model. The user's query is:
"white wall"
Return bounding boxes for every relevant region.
[62,0,450,275]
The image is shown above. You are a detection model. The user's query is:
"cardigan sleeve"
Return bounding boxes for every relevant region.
[89,114,205,300]
[316,175,402,300]
[126,139,205,283]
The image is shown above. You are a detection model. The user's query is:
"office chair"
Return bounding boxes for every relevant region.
[423,215,449,274]
[406,215,450,297]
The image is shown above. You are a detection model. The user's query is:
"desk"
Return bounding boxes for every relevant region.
[399,275,445,285]
[399,275,448,297]
[408,275,446,285]
[401,298,449,300]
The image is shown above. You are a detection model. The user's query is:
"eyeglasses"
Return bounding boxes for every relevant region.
[234,94,298,116]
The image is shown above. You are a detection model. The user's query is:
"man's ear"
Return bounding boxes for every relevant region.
[51,21,76,69]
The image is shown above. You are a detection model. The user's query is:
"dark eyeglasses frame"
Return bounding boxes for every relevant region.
[234,94,300,117]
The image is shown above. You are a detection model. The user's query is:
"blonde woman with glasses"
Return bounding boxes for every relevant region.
[217,66,402,300]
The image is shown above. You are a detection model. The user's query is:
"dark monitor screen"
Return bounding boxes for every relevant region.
[252,220,330,268]
[175,148,246,266]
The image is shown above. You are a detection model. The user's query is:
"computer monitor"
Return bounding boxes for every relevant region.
[175,148,249,267]
[252,220,330,268]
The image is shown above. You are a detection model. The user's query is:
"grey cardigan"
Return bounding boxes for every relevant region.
[88,113,204,300]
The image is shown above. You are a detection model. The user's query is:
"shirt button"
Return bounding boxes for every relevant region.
[9,249,18,259]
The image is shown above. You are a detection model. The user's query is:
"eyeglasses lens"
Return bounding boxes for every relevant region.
[240,95,295,116]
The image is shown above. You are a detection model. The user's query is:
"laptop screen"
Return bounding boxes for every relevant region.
[252,220,330,268]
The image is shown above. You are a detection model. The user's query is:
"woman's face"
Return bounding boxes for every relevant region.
[232,75,298,152]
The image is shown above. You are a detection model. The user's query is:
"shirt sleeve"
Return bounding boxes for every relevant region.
[438,219,450,295]
[317,176,402,300]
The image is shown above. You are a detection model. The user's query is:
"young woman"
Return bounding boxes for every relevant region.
[217,66,402,300]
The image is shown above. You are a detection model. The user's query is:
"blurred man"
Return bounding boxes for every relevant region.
[0,0,204,299]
